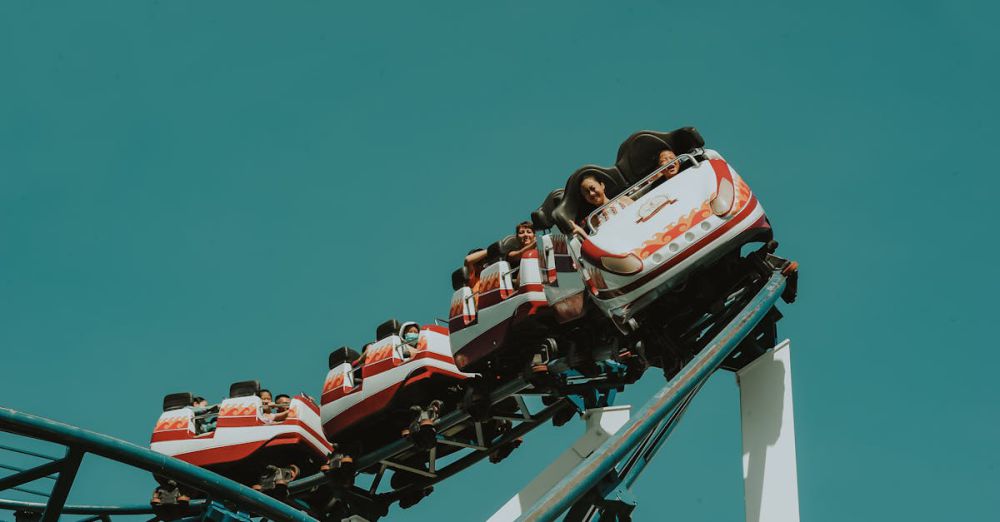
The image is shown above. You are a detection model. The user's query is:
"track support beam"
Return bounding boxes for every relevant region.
[516,270,788,521]
[41,447,83,522]
[490,406,631,522]
[737,339,799,522]
[0,457,68,492]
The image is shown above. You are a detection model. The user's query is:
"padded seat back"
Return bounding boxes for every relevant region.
[449,287,477,328]
[486,235,524,264]
[323,350,358,401]
[532,189,565,230]
[551,165,625,234]
[540,234,557,283]
[476,261,515,307]
[518,247,543,286]
[163,392,194,412]
[329,346,361,369]
[376,319,401,341]
[364,334,402,368]
[218,394,262,422]
[615,127,705,184]
[452,267,468,291]
[229,380,260,399]
[153,405,194,435]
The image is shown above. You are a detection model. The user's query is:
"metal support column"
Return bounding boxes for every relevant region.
[490,405,632,522]
[41,447,83,522]
[516,270,788,522]
[737,339,799,522]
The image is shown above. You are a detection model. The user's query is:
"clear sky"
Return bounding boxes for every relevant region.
[1,1,997,520]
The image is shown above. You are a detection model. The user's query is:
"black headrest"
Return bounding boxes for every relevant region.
[163,392,194,412]
[531,209,549,230]
[615,127,705,184]
[229,380,260,399]
[485,235,522,264]
[452,267,468,290]
[532,189,564,230]
[551,165,626,235]
[329,346,361,369]
[500,235,522,256]
[541,189,565,215]
[486,240,503,264]
[376,319,401,340]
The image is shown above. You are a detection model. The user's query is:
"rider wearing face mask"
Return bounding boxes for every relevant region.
[400,323,421,358]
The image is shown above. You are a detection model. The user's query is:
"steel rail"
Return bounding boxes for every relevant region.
[0,407,316,522]
[289,377,531,495]
[383,399,572,501]
[620,380,703,489]
[0,498,172,515]
[0,444,57,461]
[9,486,50,498]
[568,366,703,522]
[0,463,56,481]
[517,270,787,522]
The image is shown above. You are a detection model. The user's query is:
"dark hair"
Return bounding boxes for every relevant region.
[192,396,205,405]
[258,389,272,397]
[576,175,604,222]
[467,248,485,255]
[275,394,290,402]
[515,221,532,233]
[580,174,603,187]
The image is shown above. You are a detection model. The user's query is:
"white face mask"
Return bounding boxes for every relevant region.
[404,332,419,343]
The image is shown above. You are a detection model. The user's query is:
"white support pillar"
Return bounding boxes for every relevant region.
[488,405,632,522]
[737,339,800,522]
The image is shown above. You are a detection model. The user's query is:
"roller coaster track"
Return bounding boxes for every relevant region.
[0,270,788,521]
[0,406,315,522]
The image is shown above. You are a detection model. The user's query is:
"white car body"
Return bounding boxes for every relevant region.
[150,394,330,467]
[320,325,472,440]
[446,149,771,370]
[573,150,768,324]
[448,250,549,371]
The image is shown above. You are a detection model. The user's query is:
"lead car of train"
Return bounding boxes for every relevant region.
[148,127,798,510]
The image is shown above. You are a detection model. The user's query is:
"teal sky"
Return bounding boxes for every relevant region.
[2,1,997,520]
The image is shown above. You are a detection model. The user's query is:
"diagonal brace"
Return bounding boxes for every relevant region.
[41,447,84,522]
[0,456,72,492]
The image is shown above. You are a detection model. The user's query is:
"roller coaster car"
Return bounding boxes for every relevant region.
[150,382,330,491]
[447,208,644,399]
[320,320,473,450]
[448,127,790,381]
[548,128,777,331]
[447,233,555,374]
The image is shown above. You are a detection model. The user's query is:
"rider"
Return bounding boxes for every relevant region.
[258,389,274,413]
[400,323,421,358]
[191,396,218,434]
[654,147,681,181]
[258,389,291,423]
[572,174,633,237]
[507,221,537,263]
[464,248,488,302]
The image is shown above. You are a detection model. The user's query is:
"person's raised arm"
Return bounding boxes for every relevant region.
[507,239,538,262]
[465,249,487,270]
